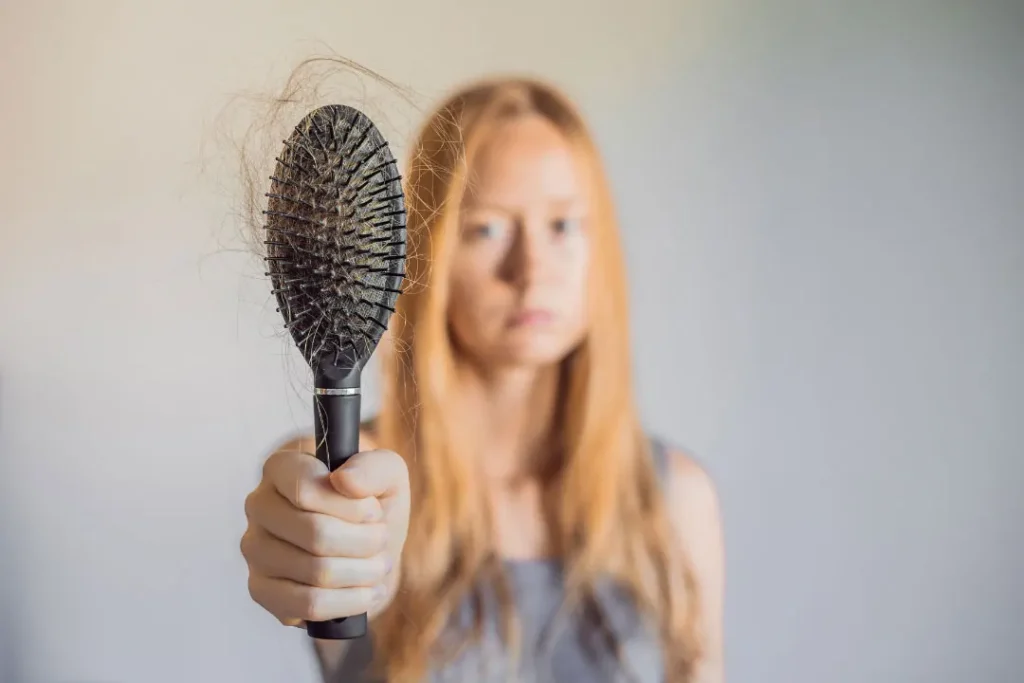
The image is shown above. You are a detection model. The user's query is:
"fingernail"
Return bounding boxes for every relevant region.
[340,462,362,476]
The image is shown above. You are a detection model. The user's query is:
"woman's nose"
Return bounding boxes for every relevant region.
[501,220,550,288]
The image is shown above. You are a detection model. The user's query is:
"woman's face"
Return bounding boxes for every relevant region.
[447,114,591,369]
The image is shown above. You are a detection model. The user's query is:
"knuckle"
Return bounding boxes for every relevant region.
[357,585,378,610]
[349,557,379,586]
[374,524,390,551]
[306,516,334,557]
[262,450,287,481]
[308,556,335,588]
[371,556,390,582]
[247,574,267,607]
[357,497,381,521]
[384,449,409,474]
[239,530,253,561]
[298,587,328,621]
[292,479,316,511]
[351,526,385,558]
[260,454,276,480]
[243,489,258,519]
[246,574,257,600]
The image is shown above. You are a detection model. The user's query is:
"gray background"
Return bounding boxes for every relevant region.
[1,1,1021,682]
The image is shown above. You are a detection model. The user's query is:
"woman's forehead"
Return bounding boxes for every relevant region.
[464,116,586,209]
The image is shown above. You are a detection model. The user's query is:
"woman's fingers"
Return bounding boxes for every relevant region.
[241,526,390,589]
[247,573,387,623]
[263,449,384,523]
[330,448,409,501]
[245,487,389,558]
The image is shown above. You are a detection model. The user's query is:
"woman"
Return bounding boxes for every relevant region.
[240,75,725,682]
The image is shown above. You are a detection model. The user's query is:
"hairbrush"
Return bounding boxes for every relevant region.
[263,103,406,640]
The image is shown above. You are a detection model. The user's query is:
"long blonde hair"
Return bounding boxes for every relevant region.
[367,75,703,681]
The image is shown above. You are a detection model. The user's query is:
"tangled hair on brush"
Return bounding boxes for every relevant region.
[224,55,704,683]
[215,53,439,391]
[226,55,426,262]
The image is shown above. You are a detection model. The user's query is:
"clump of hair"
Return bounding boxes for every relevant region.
[203,53,418,262]
[205,52,439,394]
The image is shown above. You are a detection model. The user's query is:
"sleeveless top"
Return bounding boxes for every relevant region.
[329,437,672,683]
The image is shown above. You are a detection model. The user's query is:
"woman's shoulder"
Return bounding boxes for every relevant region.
[647,434,707,482]
[647,433,725,677]
[646,434,719,522]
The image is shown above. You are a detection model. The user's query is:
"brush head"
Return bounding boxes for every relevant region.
[264,104,406,381]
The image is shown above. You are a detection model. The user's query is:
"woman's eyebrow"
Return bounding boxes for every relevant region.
[462,196,585,212]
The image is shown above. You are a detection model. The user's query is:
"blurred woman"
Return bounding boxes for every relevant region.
[240,75,725,682]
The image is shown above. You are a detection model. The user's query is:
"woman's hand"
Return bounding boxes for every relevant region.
[240,441,410,627]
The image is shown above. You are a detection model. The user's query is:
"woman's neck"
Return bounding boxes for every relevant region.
[455,361,563,483]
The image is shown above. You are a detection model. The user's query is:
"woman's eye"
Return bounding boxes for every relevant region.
[553,217,582,235]
[466,220,508,241]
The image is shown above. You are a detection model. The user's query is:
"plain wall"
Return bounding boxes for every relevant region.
[2,1,1022,682]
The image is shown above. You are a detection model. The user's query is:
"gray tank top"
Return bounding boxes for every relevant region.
[330,438,670,683]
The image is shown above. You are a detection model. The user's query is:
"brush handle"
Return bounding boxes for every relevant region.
[306,363,367,640]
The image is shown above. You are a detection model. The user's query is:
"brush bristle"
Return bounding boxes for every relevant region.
[264,104,406,371]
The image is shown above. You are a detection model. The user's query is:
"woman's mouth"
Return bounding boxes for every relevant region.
[509,308,554,327]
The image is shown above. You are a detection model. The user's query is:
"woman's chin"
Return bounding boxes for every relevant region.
[493,335,578,369]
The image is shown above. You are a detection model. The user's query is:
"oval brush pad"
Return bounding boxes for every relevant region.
[263,103,406,639]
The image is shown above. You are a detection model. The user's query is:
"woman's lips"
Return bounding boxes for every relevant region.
[508,308,554,327]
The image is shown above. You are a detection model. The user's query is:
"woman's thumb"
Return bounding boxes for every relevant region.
[329,449,407,500]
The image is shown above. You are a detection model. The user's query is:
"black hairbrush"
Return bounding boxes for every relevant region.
[263,103,406,640]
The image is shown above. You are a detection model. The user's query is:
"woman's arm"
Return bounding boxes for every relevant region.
[665,449,726,683]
